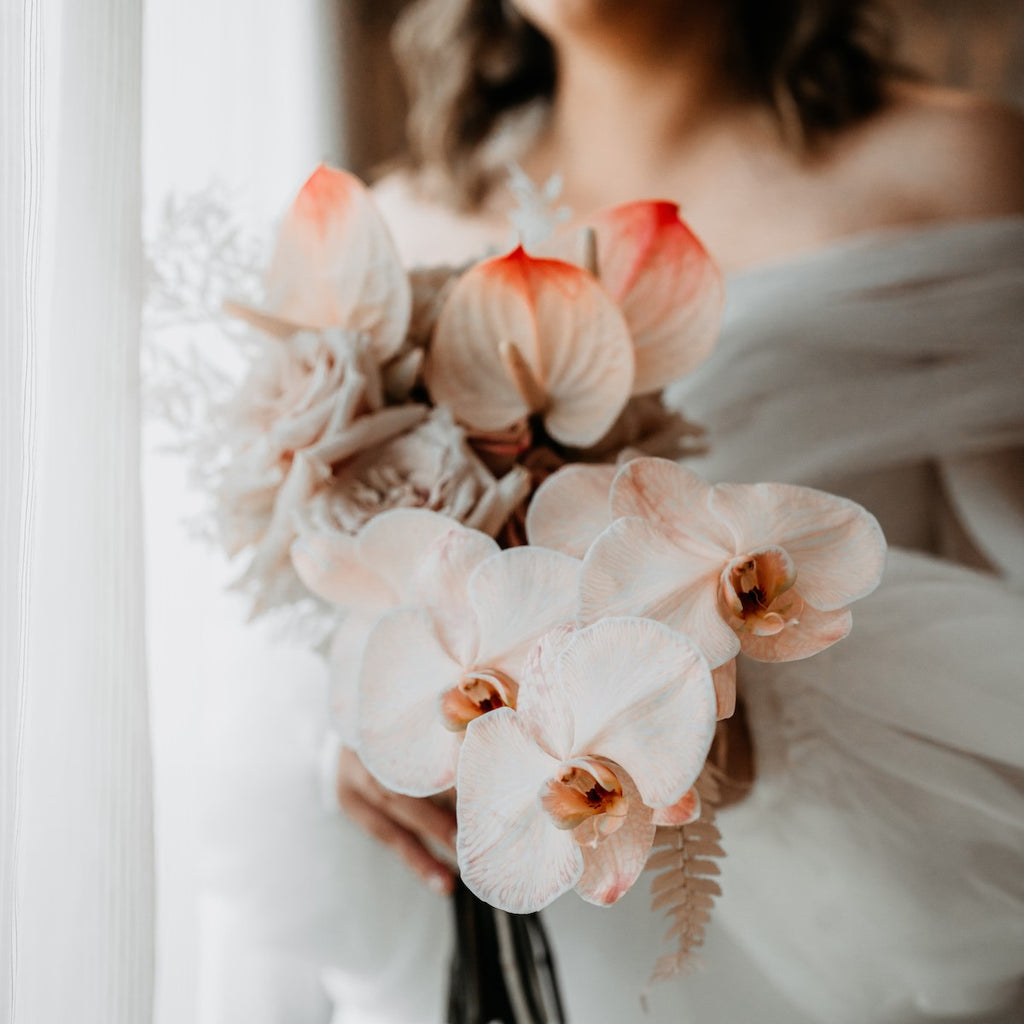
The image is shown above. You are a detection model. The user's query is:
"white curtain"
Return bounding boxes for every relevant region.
[1,2,154,1023]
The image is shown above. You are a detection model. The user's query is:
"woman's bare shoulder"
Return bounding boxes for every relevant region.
[371,169,512,267]
[856,82,1024,220]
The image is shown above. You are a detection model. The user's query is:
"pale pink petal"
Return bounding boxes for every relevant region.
[651,787,701,827]
[525,463,615,558]
[707,482,886,610]
[575,771,656,906]
[610,458,732,556]
[290,532,395,612]
[409,529,500,664]
[327,612,376,745]
[425,251,533,433]
[712,660,737,720]
[265,165,411,360]
[457,708,582,913]
[558,618,717,807]
[738,601,852,662]
[585,200,724,394]
[426,248,634,447]
[356,508,466,600]
[468,547,581,675]
[578,517,739,667]
[356,608,463,796]
[513,628,576,760]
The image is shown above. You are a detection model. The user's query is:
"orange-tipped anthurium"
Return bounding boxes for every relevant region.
[550,200,724,395]
[228,165,411,361]
[456,618,715,914]
[425,246,635,448]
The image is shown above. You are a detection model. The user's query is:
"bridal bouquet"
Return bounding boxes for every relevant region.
[202,164,886,1015]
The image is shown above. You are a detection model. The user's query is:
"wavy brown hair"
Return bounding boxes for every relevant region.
[392,0,899,209]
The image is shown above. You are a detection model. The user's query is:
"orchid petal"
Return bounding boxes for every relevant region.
[651,786,701,827]
[356,508,466,600]
[357,608,462,796]
[469,547,581,674]
[410,529,500,665]
[426,247,635,447]
[575,770,656,906]
[738,601,852,662]
[558,618,717,806]
[290,532,395,612]
[584,201,724,394]
[712,660,737,720]
[514,628,576,760]
[610,458,732,556]
[327,612,376,745]
[457,708,582,913]
[708,482,887,611]
[579,517,739,666]
[265,165,411,360]
[525,463,616,558]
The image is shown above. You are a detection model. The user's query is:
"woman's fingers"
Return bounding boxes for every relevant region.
[342,791,456,894]
[336,746,457,893]
[379,791,457,853]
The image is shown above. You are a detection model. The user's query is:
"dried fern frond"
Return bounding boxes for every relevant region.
[644,766,726,987]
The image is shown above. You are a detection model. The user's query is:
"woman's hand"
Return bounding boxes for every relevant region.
[335,746,458,895]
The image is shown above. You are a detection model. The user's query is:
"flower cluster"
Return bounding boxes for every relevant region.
[206,163,886,935]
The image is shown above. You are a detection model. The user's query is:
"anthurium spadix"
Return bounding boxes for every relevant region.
[356,545,580,797]
[579,458,887,667]
[226,164,411,362]
[548,200,724,395]
[457,618,716,914]
[425,247,635,448]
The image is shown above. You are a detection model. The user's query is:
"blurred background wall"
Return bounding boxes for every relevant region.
[335,0,1024,178]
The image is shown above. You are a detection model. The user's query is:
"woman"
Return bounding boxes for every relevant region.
[326,1,1024,1020]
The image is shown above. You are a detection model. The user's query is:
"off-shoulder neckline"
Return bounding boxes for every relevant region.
[725,213,1024,282]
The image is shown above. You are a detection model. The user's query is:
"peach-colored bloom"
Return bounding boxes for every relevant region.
[548,200,724,395]
[457,618,717,913]
[425,246,635,448]
[219,327,428,614]
[356,546,581,796]
[291,509,500,740]
[228,165,411,362]
[579,458,886,667]
[525,463,616,558]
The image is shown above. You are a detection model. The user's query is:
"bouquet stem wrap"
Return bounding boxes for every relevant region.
[447,879,566,1024]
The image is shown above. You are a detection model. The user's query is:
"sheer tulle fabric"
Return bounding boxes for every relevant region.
[215,218,1024,1023]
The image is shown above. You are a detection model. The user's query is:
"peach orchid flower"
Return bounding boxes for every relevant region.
[457,618,716,914]
[579,458,887,668]
[291,508,499,740]
[356,545,581,797]
[527,460,739,719]
[425,246,635,448]
[226,164,411,362]
[548,200,725,395]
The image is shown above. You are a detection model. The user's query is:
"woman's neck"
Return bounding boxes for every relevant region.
[525,6,758,210]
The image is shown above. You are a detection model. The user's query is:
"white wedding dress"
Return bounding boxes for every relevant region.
[201,210,1024,1023]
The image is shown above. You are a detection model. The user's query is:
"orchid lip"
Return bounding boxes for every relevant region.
[539,756,628,841]
[719,546,801,631]
[438,667,518,732]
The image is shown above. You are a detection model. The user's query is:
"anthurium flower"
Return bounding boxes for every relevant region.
[579,458,886,667]
[457,617,717,914]
[547,200,724,395]
[425,246,635,448]
[356,546,581,797]
[228,164,411,362]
